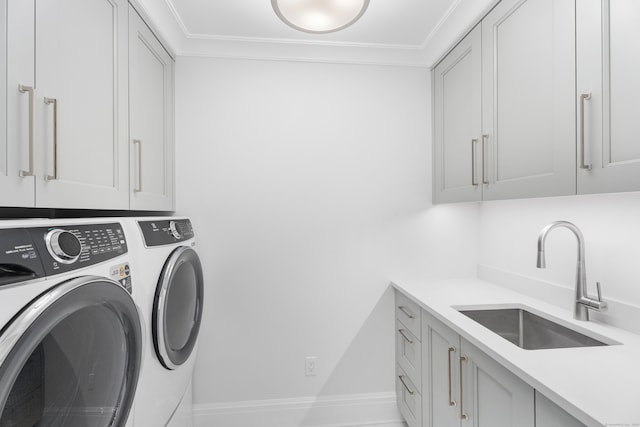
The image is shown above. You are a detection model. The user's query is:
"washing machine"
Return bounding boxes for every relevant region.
[122,217,204,427]
[0,218,143,427]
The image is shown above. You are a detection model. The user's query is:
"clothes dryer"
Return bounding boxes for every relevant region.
[122,217,204,427]
[0,218,143,427]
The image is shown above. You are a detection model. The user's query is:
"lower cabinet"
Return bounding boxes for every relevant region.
[395,290,586,427]
[535,392,586,427]
[421,310,534,427]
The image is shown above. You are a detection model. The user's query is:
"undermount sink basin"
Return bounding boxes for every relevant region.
[458,308,609,350]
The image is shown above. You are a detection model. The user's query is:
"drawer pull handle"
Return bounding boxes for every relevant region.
[448,347,456,407]
[398,375,415,395]
[398,329,413,344]
[459,355,468,420]
[398,306,415,319]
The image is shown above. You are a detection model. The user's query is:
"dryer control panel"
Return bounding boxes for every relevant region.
[29,223,128,276]
[138,219,194,247]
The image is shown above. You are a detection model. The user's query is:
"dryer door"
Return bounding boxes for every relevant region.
[0,276,142,426]
[153,246,204,370]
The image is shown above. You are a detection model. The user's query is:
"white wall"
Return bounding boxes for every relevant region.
[174,57,480,424]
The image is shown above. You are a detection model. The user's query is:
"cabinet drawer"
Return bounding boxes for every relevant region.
[395,291,421,338]
[396,320,421,393]
[396,365,421,427]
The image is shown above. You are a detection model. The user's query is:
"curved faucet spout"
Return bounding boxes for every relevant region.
[536,221,606,321]
[537,221,586,269]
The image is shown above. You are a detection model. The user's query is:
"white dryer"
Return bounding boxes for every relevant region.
[123,217,204,427]
[0,218,143,427]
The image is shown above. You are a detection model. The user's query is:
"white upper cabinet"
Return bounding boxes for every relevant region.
[577,0,640,194]
[481,0,576,201]
[33,0,129,209]
[433,0,577,204]
[129,6,175,211]
[433,25,482,204]
[1,0,36,207]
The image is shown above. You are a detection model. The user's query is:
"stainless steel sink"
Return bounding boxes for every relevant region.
[459,308,609,350]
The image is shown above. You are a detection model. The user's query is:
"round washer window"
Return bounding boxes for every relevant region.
[0,277,142,426]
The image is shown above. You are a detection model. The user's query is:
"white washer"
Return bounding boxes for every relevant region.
[123,217,204,427]
[0,218,143,427]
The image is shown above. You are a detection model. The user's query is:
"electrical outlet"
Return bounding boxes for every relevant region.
[305,356,317,376]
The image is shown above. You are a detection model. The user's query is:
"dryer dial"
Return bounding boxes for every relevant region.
[169,221,182,239]
[46,229,82,264]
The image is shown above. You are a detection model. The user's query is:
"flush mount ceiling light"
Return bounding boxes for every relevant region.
[272,0,370,34]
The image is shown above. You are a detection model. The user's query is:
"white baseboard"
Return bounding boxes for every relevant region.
[193,392,406,427]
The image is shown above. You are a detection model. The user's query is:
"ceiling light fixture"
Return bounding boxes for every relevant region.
[271,0,370,34]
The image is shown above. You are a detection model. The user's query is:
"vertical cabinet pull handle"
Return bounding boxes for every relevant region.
[481,134,489,184]
[398,375,415,395]
[18,85,35,177]
[471,139,478,186]
[398,306,415,319]
[133,139,142,192]
[579,93,592,171]
[448,347,456,407]
[398,329,414,344]
[459,356,468,420]
[44,97,58,181]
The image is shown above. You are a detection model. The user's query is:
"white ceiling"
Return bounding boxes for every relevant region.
[167,0,457,48]
[133,0,497,66]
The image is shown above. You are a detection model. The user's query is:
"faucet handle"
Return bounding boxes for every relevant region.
[596,282,603,302]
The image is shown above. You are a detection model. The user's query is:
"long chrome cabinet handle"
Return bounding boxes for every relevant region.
[398,375,415,395]
[398,306,415,319]
[459,356,468,420]
[579,93,592,171]
[471,139,478,186]
[133,139,142,192]
[18,85,35,177]
[398,329,413,344]
[481,134,489,184]
[44,97,58,181]
[448,347,456,407]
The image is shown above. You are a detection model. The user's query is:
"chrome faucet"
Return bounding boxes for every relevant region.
[536,221,607,321]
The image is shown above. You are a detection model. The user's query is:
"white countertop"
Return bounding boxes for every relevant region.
[392,278,640,427]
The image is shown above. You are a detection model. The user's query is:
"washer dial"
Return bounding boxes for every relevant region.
[46,229,82,264]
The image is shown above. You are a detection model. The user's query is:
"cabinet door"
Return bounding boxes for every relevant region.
[421,311,460,427]
[34,0,129,209]
[129,7,174,211]
[481,0,576,200]
[461,339,534,427]
[577,0,640,194]
[433,25,482,204]
[1,0,36,207]
[535,391,586,427]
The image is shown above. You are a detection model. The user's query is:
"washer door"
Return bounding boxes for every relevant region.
[0,276,142,426]
[153,246,204,370]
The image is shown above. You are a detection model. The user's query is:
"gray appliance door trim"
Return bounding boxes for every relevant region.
[0,276,143,426]
[153,246,204,370]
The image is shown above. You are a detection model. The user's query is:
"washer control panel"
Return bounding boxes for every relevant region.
[138,219,194,247]
[30,223,128,275]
